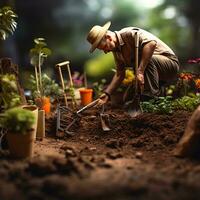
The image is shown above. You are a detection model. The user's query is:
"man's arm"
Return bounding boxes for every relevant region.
[97,70,125,105]
[137,41,156,85]
[138,41,156,73]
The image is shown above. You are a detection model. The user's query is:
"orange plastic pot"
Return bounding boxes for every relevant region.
[79,88,93,106]
[35,96,51,114]
[42,97,51,114]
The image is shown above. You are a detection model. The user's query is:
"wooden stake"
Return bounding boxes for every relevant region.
[57,66,68,107]
[66,62,73,87]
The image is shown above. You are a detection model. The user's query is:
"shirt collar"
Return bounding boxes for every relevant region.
[114,31,124,49]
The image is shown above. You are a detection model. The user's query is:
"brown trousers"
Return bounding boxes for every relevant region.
[143,54,179,97]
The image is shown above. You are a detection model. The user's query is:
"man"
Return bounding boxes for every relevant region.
[86,21,179,104]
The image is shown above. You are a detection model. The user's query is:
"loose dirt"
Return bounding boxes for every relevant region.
[1,105,200,200]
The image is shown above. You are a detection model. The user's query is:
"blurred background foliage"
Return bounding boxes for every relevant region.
[0,0,199,86]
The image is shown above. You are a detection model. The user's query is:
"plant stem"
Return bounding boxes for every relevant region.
[38,52,43,96]
[34,65,39,92]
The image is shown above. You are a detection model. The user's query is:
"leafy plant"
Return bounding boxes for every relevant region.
[172,95,200,111]
[0,6,17,40]
[141,95,200,114]
[28,74,63,100]
[0,107,35,134]
[93,78,106,98]
[141,96,174,114]
[0,74,21,110]
[29,38,52,97]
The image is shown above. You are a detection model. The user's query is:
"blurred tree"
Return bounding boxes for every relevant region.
[85,53,114,81]
[149,0,200,60]
[1,0,199,83]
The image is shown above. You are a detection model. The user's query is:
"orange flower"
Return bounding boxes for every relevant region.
[195,79,200,89]
[179,73,193,80]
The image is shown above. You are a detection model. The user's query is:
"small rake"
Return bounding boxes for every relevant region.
[56,99,111,137]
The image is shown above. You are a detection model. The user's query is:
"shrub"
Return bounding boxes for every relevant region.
[0,107,35,134]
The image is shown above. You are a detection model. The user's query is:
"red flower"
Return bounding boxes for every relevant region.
[188,59,197,64]
[179,72,193,80]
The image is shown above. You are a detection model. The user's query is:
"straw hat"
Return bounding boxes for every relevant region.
[87,21,111,53]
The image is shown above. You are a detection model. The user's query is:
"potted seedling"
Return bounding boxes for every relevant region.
[29,37,52,113]
[0,74,38,140]
[29,38,52,139]
[28,73,63,112]
[0,107,35,158]
[27,73,62,139]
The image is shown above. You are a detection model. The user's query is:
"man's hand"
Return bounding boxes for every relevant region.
[137,71,144,92]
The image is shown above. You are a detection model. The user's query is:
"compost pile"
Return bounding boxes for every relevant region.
[1,105,200,200]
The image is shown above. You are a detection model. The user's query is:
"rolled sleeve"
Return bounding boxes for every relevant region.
[139,31,157,47]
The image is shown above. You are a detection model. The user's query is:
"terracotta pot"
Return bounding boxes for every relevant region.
[22,105,38,140]
[79,88,93,106]
[7,130,34,159]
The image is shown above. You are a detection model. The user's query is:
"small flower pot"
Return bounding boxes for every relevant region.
[35,96,51,114]
[79,88,93,106]
[7,130,35,159]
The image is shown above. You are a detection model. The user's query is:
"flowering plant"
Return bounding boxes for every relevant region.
[122,68,135,86]
[187,58,200,64]
[176,72,196,96]
[195,79,200,91]
[71,71,84,88]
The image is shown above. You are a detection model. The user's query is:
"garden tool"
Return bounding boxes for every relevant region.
[126,31,143,117]
[56,99,100,136]
[76,98,99,114]
[56,104,81,136]
[100,104,111,131]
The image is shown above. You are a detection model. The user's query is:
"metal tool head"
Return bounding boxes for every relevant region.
[100,104,111,131]
[125,95,143,118]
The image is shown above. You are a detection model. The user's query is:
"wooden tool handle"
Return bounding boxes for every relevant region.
[76,99,99,114]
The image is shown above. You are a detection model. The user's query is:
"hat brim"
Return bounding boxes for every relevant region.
[89,21,111,53]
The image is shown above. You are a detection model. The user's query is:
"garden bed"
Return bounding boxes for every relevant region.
[1,105,200,200]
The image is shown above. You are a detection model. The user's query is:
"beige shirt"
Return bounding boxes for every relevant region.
[113,27,177,72]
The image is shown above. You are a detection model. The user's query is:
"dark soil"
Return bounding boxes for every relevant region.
[1,104,200,200]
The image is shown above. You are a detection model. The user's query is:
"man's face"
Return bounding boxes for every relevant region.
[97,35,115,54]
